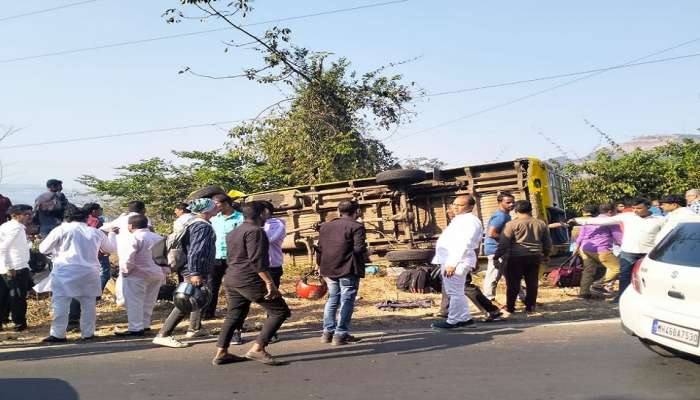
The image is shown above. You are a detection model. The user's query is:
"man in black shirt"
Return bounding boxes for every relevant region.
[212,202,291,366]
[316,200,369,346]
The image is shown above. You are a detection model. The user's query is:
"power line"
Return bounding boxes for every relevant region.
[422,52,700,98]
[0,0,101,23]
[0,0,408,64]
[0,120,247,150]
[388,37,700,143]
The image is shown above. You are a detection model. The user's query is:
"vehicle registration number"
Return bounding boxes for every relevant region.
[652,320,700,347]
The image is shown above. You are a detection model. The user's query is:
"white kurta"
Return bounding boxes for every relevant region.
[432,212,484,324]
[39,222,117,298]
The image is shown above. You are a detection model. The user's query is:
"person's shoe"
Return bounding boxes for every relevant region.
[201,313,216,321]
[185,329,210,339]
[456,319,477,329]
[114,329,145,337]
[244,349,283,365]
[41,335,68,344]
[590,286,614,297]
[143,328,152,333]
[568,293,592,300]
[608,297,620,304]
[78,336,95,342]
[13,324,28,332]
[212,353,246,366]
[332,334,362,345]
[231,330,243,345]
[321,331,333,344]
[153,335,188,348]
[483,311,503,322]
[431,321,459,330]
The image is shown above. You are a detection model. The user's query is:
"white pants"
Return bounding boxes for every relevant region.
[122,275,162,331]
[442,269,471,325]
[51,295,96,339]
[482,255,502,300]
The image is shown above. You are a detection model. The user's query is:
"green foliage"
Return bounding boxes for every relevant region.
[563,140,700,213]
[79,1,419,228]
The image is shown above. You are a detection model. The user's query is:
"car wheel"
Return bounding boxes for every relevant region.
[639,338,678,358]
[386,249,435,263]
[376,169,426,186]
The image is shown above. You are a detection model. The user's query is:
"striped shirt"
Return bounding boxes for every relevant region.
[183,219,215,277]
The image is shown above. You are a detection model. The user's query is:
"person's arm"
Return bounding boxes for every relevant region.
[0,226,17,270]
[610,224,623,246]
[575,214,625,226]
[120,234,139,277]
[443,219,473,277]
[494,222,514,260]
[100,231,118,254]
[486,214,506,239]
[542,224,552,258]
[264,219,286,244]
[38,227,61,255]
[353,225,370,263]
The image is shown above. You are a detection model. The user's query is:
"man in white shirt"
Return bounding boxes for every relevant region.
[685,189,700,215]
[431,195,483,330]
[40,205,117,342]
[571,197,665,302]
[656,194,700,243]
[114,214,166,337]
[0,205,33,332]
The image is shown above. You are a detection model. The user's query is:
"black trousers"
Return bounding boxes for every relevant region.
[0,269,31,327]
[203,259,228,318]
[505,255,541,312]
[440,272,499,316]
[216,283,291,348]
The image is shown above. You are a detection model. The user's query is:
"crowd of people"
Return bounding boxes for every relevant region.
[0,179,699,365]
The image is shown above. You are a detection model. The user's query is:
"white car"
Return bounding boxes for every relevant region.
[620,222,700,358]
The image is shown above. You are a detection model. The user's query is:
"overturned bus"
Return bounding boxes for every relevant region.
[243,158,569,267]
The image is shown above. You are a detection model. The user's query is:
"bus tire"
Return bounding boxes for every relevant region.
[376,169,426,186]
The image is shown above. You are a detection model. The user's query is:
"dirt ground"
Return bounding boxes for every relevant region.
[0,264,619,346]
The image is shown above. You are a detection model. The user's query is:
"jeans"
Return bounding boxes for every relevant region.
[0,269,31,327]
[440,273,499,316]
[504,255,541,312]
[618,252,645,297]
[99,254,111,291]
[323,274,360,336]
[216,283,291,348]
[203,259,228,318]
[482,255,502,300]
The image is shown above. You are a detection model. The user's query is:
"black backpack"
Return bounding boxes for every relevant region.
[396,266,441,293]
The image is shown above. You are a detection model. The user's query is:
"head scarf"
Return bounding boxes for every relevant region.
[188,198,215,214]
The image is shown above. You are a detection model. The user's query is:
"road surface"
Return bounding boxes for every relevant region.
[1,318,699,400]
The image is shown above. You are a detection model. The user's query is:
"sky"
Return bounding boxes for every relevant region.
[1,0,699,192]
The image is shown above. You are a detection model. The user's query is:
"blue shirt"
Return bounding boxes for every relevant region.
[484,209,511,255]
[211,211,244,260]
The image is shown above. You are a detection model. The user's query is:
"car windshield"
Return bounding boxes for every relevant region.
[649,222,700,268]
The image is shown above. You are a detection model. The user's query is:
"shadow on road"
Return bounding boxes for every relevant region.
[279,327,523,364]
[0,378,79,400]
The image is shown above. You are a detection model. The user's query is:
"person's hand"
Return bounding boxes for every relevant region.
[8,269,16,278]
[443,266,456,278]
[567,218,577,226]
[265,283,281,300]
[190,275,203,287]
[493,258,503,269]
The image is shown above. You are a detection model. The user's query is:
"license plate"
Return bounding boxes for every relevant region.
[652,320,700,347]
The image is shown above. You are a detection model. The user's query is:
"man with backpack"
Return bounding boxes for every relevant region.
[431,195,483,330]
[153,198,217,348]
[34,179,68,237]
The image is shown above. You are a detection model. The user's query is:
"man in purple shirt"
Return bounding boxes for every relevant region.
[574,204,622,299]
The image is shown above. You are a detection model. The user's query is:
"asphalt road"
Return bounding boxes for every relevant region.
[1,318,699,400]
